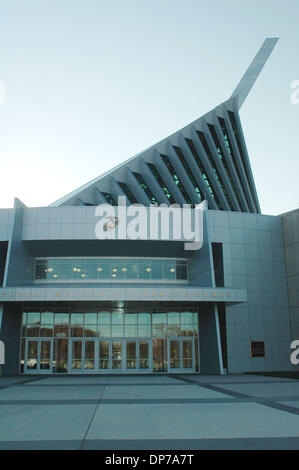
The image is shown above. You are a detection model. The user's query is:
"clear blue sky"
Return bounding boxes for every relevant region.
[0,0,298,215]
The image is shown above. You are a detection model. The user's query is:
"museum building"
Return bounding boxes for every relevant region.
[0,38,298,376]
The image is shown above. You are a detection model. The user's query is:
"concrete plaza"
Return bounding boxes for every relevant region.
[0,374,299,450]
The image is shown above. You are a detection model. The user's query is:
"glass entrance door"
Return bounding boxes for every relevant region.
[70,339,96,373]
[124,339,151,372]
[112,340,123,370]
[167,338,194,372]
[24,339,53,374]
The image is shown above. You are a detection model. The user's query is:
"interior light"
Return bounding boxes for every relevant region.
[48,268,54,272]
[81,274,86,278]
[121,267,127,272]
[145,267,152,272]
[96,267,103,272]
[112,273,117,277]
[170,268,176,272]
[112,268,117,272]
[53,274,58,278]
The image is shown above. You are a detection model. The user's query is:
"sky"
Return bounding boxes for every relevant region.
[0,0,298,215]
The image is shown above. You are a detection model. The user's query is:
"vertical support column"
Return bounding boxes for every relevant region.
[198,303,224,374]
[0,304,22,376]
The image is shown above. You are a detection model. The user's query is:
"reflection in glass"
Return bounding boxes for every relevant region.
[168,312,180,324]
[170,340,180,368]
[167,324,180,337]
[139,341,149,369]
[182,340,193,368]
[98,325,110,337]
[41,312,54,324]
[152,338,167,372]
[85,313,97,324]
[35,258,188,281]
[125,313,137,324]
[72,341,82,369]
[111,324,124,337]
[112,342,122,369]
[111,312,124,324]
[27,312,40,325]
[138,313,151,324]
[40,341,51,370]
[53,339,68,373]
[181,325,194,337]
[40,325,53,337]
[98,312,110,324]
[126,341,136,369]
[55,313,69,325]
[71,313,84,324]
[125,325,137,337]
[85,341,95,369]
[84,325,97,337]
[181,311,193,324]
[99,341,109,369]
[71,326,84,337]
[26,325,39,337]
[20,339,25,373]
[27,341,38,370]
[138,324,151,337]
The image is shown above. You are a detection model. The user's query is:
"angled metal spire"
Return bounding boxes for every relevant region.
[231,37,279,109]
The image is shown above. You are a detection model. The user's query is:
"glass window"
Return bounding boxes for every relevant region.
[168,312,180,324]
[71,313,84,325]
[85,264,98,279]
[27,312,40,325]
[98,325,110,337]
[151,260,163,280]
[181,325,194,337]
[110,262,125,280]
[98,311,110,324]
[84,325,97,337]
[138,324,151,337]
[55,313,69,325]
[125,262,138,279]
[176,261,187,280]
[111,324,124,337]
[41,312,54,324]
[138,313,151,324]
[34,257,188,282]
[98,261,111,279]
[40,325,53,337]
[163,261,176,280]
[71,326,83,337]
[181,311,193,324]
[125,313,137,324]
[138,261,152,280]
[111,312,124,324]
[26,325,40,337]
[152,324,166,337]
[59,264,73,280]
[167,324,180,337]
[125,325,137,337]
[54,325,68,338]
[84,313,97,324]
[152,313,166,324]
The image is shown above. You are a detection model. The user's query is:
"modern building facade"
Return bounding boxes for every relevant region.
[0,38,298,376]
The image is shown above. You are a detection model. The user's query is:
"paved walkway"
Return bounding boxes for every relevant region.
[0,374,299,449]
